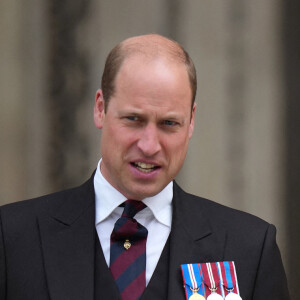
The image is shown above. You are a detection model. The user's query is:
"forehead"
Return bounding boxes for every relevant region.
[115,55,191,98]
[106,55,192,119]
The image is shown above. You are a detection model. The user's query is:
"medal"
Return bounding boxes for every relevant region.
[189,288,206,300]
[225,292,242,300]
[189,293,206,300]
[207,291,224,300]
[200,263,224,299]
[181,262,242,300]
[218,262,241,299]
[181,264,206,300]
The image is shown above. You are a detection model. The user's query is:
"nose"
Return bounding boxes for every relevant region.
[137,124,162,157]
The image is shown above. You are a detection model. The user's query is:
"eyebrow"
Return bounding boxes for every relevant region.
[119,109,185,120]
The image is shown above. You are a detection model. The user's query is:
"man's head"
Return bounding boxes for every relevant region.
[94,34,197,200]
[101,34,197,112]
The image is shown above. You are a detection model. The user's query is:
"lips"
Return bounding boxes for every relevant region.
[131,162,160,173]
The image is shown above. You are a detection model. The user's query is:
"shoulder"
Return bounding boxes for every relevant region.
[172,185,289,298]
[0,176,94,227]
[173,181,271,234]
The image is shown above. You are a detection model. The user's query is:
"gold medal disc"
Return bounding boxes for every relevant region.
[189,293,206,300]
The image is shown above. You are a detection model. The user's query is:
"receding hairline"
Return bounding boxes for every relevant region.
[118,34,189,65]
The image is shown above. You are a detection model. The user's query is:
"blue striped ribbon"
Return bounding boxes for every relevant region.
[181,264,205,299]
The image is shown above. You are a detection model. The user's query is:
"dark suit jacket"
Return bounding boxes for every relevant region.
[0,176,289,300]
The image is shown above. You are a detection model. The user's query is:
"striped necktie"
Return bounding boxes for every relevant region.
[110,200,148,300]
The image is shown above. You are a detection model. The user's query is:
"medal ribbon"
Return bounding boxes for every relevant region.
[218,261,240,297]
[181,264,205,299]
[200,262,224,298]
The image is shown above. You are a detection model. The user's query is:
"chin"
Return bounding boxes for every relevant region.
[129,186,164,200]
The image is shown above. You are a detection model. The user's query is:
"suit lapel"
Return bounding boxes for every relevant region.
[167,182,226,300]
[38,177,96,300]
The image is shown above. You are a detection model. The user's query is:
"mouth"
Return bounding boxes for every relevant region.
[131,162,160,173]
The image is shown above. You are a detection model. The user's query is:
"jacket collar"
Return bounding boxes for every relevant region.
[38,175,96,300]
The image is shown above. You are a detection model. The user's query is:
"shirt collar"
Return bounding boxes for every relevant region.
[94,159,173,227]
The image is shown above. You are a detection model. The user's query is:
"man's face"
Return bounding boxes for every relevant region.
[94,56,196,200]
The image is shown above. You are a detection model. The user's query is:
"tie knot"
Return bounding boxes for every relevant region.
[122,200,146,219]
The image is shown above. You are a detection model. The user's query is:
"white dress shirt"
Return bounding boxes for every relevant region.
[94,159,173,285]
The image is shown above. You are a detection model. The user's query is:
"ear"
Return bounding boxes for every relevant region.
[188,102,196,138]
[94,89,106,129]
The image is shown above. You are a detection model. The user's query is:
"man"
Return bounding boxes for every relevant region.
[0,34,289,299]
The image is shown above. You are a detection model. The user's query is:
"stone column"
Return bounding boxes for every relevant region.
[0,0,48,203]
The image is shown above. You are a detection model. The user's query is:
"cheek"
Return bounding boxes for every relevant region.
[106,126,138,153]
[164,133,190,160]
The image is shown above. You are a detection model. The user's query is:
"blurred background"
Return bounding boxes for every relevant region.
[0,0,299,297]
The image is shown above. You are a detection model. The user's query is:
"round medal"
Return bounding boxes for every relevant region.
[207,292,224,300]
[189,293,206,300]
[225,293,242,300]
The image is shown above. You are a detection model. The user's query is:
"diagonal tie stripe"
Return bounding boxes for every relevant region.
[115,253,146,291]
[110,239,146,278]
[121,271,146,300]
[110,200,148,300]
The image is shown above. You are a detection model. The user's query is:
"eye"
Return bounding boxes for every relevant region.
[163,120,177,126]
[126,116,139,121]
